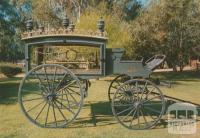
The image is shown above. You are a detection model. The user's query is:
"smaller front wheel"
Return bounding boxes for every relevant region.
[112,79,165,130]
[108,74,130,102]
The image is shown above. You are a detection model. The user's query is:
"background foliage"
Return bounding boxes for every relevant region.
[0,0,200,71]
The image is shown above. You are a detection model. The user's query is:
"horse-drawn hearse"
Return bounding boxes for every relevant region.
[18,15,168,130]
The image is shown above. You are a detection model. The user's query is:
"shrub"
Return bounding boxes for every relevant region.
[0,65,22,78]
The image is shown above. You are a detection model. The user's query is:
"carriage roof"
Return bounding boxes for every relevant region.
[21,30,108,47]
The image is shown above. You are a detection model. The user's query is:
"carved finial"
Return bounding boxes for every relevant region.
[69,22,75,32]
[26,19,33,31]
[62,14,69,29]
[97,17,105,33]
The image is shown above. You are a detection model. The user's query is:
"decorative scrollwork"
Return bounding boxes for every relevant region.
[21,28,106,39]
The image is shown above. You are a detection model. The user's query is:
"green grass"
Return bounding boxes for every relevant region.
[0,71,200,138]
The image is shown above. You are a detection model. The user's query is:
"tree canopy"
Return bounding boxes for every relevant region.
[128,0,200,71]
[1,0,200,72]
[0,0,23,62]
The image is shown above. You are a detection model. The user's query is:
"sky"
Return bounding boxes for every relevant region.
[139,0,150,6]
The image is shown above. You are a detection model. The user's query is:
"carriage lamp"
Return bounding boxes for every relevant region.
[62,15,70,29]
[26,19,33,31]
[97,17,105,34]
[69,22,75,32]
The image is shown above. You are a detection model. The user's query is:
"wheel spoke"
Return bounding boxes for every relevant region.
[65,88,79,105]
[57,80,77,92]
[63,89,71,108]
[140,82,148,101]
[66,87,80,95]
[35,101,48,121]
[122,106,136,122]
[55,73,68,91]
[66,88,80,96]
[142,82,148,92]
[129,108,138,127]
[116,106,134,116]
[116,81,122,87]
[142,95,160,104]
[60,90,64,108]
[67,80,77,87]
[33,71,49,93]
[137,108,140,128]
[145,109,157,121]
[23,97,44,102]
[44,66,51,92]
[52,66,58,91]
[117,90,132,98]
[145,87,155,99]
[27,100,45,113]
[135,81,140,101]
[57,97,79,107]
[55,99,75,115]
[140,108,148,125]
[45,102,50,127]
[108,75,129,101]
[52,101,57,127]
[54,101,68,123]
[68,85,80,89]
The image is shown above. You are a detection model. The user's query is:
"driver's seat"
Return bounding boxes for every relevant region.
[145,55,166,70]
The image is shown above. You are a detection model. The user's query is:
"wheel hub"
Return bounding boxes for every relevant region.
[134,101,142,108]
[46,93,57,101]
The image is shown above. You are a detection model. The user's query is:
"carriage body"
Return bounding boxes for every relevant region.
[22,33,152,79]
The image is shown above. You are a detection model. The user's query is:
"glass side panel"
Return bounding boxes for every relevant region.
[30,46,101,75]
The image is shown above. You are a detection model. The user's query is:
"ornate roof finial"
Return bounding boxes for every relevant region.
[62,14,70,29]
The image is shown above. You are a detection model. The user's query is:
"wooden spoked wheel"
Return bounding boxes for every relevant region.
[111,79,165,130]
[108,74,131,102]
[18,64,84,128]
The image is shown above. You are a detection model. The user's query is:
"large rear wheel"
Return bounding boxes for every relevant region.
[18,64,84,128]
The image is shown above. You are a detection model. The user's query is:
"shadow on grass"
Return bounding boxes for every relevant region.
[0,77,21,104]
[71,99,200,129]
[68,101,168,129]
[0,78,182,129]
[66,101,117,129]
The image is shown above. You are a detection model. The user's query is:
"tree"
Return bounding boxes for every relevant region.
[76,2,132,49]
[16,0,134,49]
[129,0,200,71]
[0,0,23,62]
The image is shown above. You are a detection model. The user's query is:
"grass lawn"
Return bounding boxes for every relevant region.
[0,71,200,138]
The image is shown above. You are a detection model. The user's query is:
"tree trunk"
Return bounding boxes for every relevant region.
[172,63,177,72]
[179,53,184,72]
[179,18,184,72]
